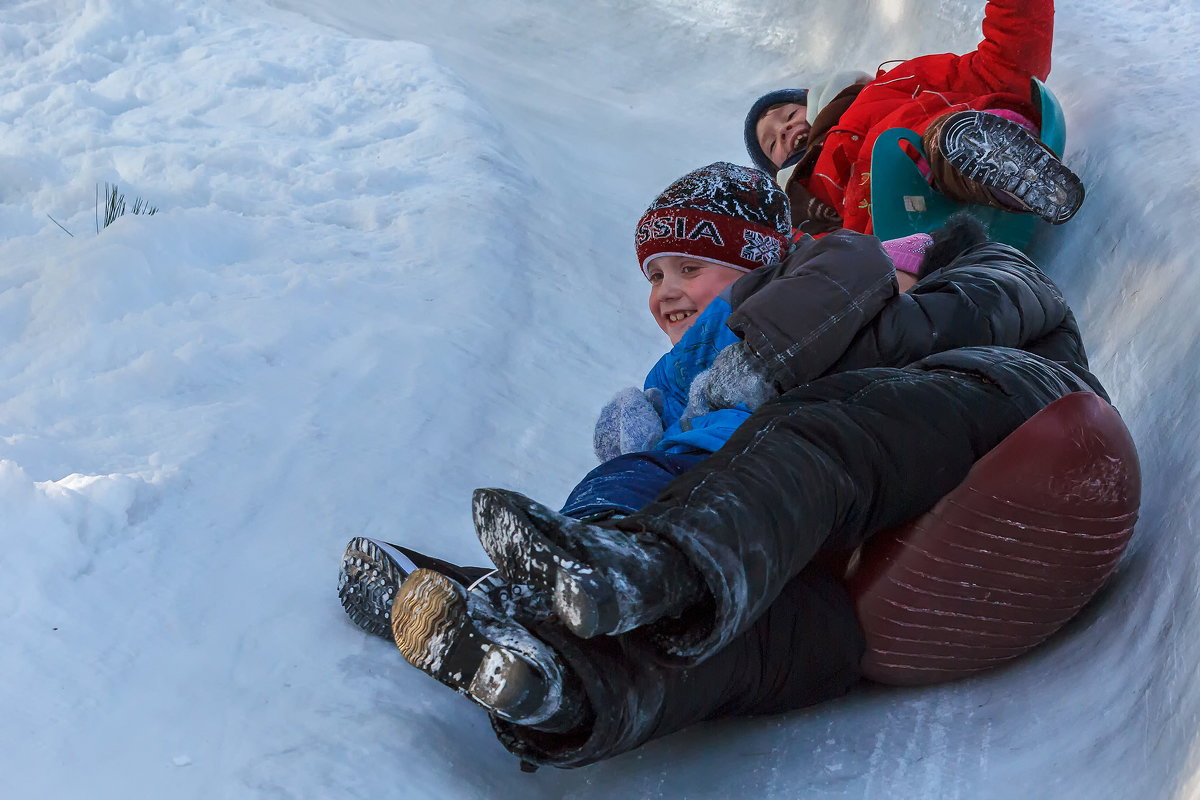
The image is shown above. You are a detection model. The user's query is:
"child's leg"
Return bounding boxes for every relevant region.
[921,109,1038,204]
[492,562,864,769]
[471,348,1102,659]
[920,109,1083,223]
[341,451,704,638]
[907,107,1036,185]
[588,349,1101,664]
[559,450,709,520]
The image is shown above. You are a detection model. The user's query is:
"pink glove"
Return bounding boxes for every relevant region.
[880,232,932,276]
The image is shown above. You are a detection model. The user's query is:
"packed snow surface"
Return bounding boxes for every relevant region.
[2,0,1198,797]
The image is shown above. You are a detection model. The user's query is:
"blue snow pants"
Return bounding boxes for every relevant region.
[559,451,709,520]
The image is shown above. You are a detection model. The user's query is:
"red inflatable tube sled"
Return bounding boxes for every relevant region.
[846,391,1141,686]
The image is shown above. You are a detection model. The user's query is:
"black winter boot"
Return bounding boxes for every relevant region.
[938,110,1085,224]
[338,538,424,638]
[337,537,498,640]
[472,488,706,638]
[391,568,589,732]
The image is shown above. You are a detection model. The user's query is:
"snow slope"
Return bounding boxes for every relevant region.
[1,0,1197,796]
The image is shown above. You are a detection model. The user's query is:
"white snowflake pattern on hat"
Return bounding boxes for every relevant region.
[741,229,783,265]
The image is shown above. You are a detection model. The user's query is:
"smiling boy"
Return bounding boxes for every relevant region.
[646,255,744,344]
[595,161,793,464]
[636,160,792,345]
[755,101,810,173]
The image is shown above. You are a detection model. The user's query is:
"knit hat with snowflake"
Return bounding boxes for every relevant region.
[635,162,792,277]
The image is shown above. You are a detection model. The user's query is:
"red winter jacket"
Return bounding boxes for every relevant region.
[799,0,1054,234]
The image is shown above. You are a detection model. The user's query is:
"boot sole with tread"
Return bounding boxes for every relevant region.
[337,537,419,639]
[939,111,1085,225]
[391,568,569,727]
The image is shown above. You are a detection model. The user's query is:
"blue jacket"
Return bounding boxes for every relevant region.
[643,291,752,454]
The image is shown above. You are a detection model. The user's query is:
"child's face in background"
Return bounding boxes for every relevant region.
[756,103,810,169]
[647,255,745,344]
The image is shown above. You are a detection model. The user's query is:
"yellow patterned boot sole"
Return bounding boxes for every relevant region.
[391,568,567,727]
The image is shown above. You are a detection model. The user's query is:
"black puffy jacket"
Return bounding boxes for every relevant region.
[724,229,1105,400]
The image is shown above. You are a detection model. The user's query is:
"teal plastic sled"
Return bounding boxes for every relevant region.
[869,77,1066,251]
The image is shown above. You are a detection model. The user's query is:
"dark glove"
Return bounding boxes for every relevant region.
[680,342,777,424]
[918,211,988,279]
[593,387,665,462]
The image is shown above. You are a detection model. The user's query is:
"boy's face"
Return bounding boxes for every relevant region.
[756,103,810,169]
[647,255,745,344]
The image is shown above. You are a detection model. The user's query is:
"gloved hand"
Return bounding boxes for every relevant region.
[680,341,777,424]
[593,387,665,462]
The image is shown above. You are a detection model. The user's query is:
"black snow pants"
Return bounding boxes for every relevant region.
[493,345,1106,768]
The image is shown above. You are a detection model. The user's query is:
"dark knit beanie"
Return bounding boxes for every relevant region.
[743,88,809,175]
[635,162,792,277]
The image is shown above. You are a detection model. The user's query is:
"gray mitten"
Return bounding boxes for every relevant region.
[680,342,777,424]
[593,387,665,462]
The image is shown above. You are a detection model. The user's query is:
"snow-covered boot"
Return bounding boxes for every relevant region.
[490,564,866,769]
[937,110,1085,224]
[337,537,497,640]
[472,488,706,639]
[391,568,588,731]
